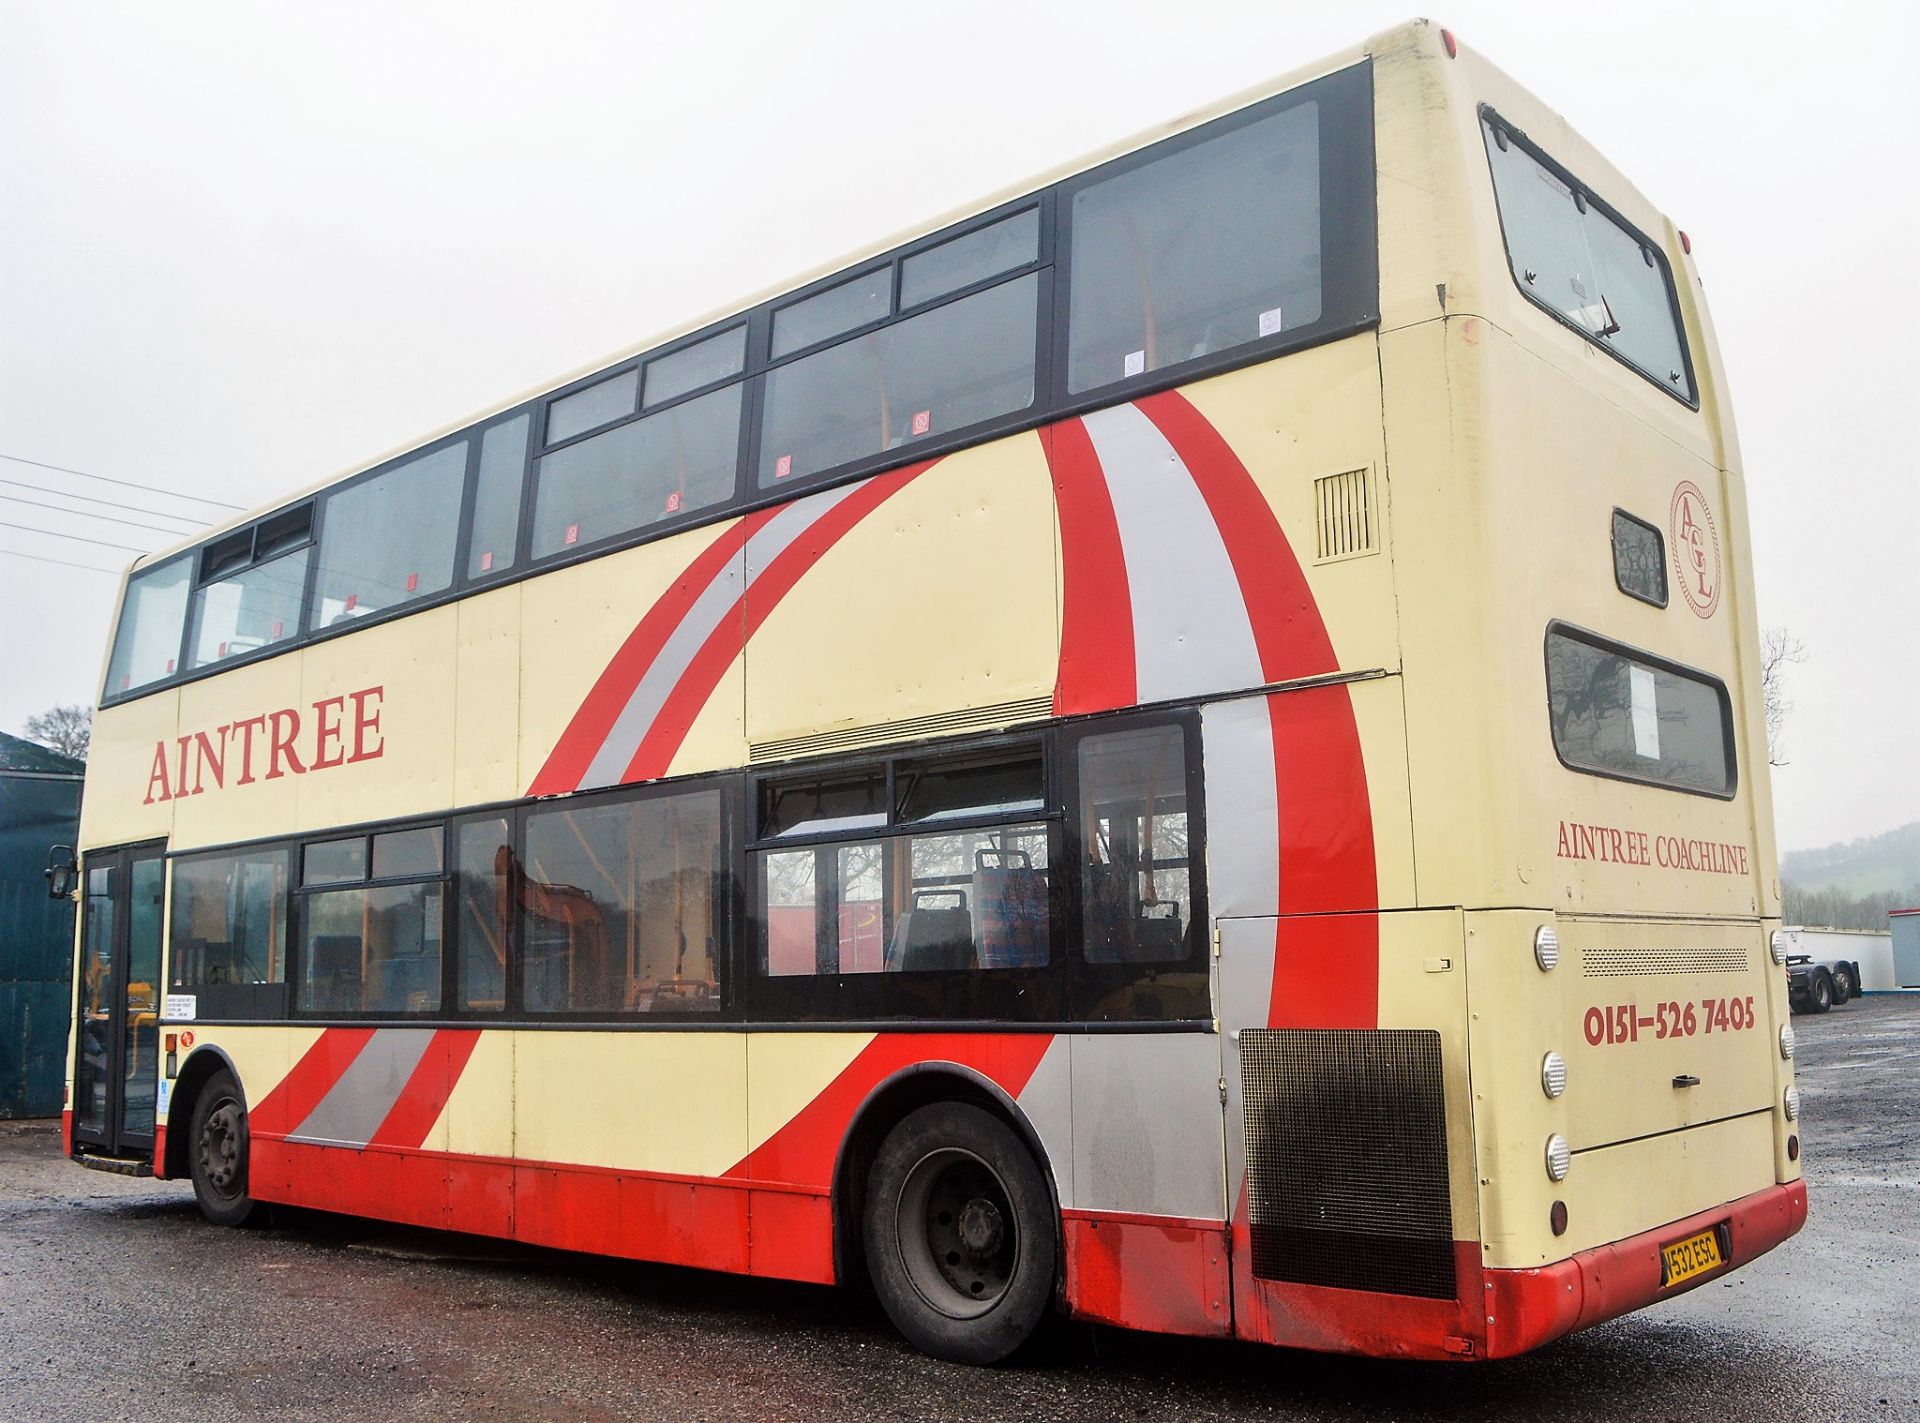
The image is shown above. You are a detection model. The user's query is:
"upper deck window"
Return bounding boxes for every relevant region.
[758,272,1039,487]
[1481,113,1695,404]
[1066,101,1323,394]
[310,442,467,631]
[1545,625,1733,797]
[105,556,190,695]
[531,382,742,558]
[186,506,313,671]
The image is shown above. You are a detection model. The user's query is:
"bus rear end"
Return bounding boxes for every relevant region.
[1394,27,1804,1352]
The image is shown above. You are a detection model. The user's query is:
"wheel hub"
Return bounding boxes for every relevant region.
[957,1197,1004,1255]
[895,1146,1021,1320]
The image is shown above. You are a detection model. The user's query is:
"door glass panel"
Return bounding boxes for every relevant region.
[75,865,115,1139]
[118,856,165,1142]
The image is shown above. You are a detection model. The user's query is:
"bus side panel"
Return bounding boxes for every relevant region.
[1059,1033,1230,1337]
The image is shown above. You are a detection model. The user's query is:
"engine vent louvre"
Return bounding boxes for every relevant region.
[1240,1028,1456,1299]
[749,695,1053,763]
[1313,468,1376,561]
[1582,944,1751,977]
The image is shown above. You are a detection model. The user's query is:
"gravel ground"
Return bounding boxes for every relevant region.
[2,996,1915,1422]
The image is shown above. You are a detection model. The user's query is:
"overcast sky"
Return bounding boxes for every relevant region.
[2,1,1913,853]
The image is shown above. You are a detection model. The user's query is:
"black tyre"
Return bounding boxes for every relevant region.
[1830,965,1855,1004]
[188,1069,256,1226]
[1808,971,1834,1014]
[864,1102,1056,1365]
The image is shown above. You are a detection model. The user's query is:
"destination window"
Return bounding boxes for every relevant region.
[1482,113,1695,402]
[1545,625,1734,796]
[1066,100,1322,394]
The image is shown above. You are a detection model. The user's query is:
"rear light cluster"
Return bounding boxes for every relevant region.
[1783,1085,1800,1120]
[1540,1051,1567,1099]
[1533,925,1560,972]
[1545,1134,1572,1182]
[1779,1024,1796,1060]
[1770,930,1790,965]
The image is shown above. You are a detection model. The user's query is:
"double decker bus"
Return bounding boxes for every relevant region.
[59,20,1804,1364]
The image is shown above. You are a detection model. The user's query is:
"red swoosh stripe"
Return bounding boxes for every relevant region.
[366,1029,484,1150]
[528,512,771,797]
[1046,420,1136,715]
[1135,390,1338,684]
[725,1032,1054,1192]
[621,459,937,783]
[248,1027,376,1138]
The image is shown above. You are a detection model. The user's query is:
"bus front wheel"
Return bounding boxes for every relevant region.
[863,1102,1055,1365]
[188,1070,256,1227]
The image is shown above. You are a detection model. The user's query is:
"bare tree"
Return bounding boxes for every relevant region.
[21,704,92,761]
[1760,627,1805,768]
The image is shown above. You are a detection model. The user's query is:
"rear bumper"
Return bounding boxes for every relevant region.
[1482,1178,1807,1358]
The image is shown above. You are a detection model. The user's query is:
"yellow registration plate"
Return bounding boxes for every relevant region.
[1661,1227,1726,1288]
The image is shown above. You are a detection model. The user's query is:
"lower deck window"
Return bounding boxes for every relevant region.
[760,823,1051,977]
[170,848,290,1018]
[1545,625,1734,796]
[298,882,444,1014]
[520,786,725,1014]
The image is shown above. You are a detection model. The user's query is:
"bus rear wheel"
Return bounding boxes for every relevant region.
[864,1102,1055,1365]
[189,1070,256,1227]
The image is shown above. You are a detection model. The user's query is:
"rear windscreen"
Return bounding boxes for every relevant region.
[1545,626,1734,796]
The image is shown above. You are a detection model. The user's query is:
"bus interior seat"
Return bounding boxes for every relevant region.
[1084,864,1185,962]
[971,849,1048,968]
[308,934,363,1009]
[887,888,976,973]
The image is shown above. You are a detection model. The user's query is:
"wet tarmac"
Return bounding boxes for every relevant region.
[3,996,1915,1422]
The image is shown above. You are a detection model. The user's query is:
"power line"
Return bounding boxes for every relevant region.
[0,476,205,527]
[0,493,197,537]
[0,451,244,511]
[0,546,125,575]
[0,519,148,553]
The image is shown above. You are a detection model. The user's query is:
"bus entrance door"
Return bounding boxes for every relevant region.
[71,844,165,1164]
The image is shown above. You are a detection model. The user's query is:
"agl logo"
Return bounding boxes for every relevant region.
[1669,480,1721,619]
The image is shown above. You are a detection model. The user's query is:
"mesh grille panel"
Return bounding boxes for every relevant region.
[1582,944,1750,976]
[1240,1028,1456,1298]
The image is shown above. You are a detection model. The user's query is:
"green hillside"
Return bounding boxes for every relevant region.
[1781,821,1920,898]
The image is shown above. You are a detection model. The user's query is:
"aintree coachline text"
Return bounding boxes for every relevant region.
[1555,820,1750,876]
[143,686,384,804]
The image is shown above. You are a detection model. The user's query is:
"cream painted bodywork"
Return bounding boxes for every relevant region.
[74,20,1790,1296]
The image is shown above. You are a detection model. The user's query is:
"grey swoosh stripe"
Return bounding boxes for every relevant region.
[580,483,861,789]
[1081,404,1262,705]
[288,1029,436,1148]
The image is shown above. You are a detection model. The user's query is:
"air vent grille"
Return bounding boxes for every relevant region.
[1314,468,1376,561]
[1240,1028,1456,1299]
[749,695,1053,763]
[1581,944,1750,977]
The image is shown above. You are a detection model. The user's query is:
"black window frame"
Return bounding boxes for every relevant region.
[1542,620,1737,800]
[513,775,740,1023]
[1479,106,1699,410]
[165,842,295,1023]
[290,818,452,1020]
[99,59,1379,712]
[1051,61,1377,411]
